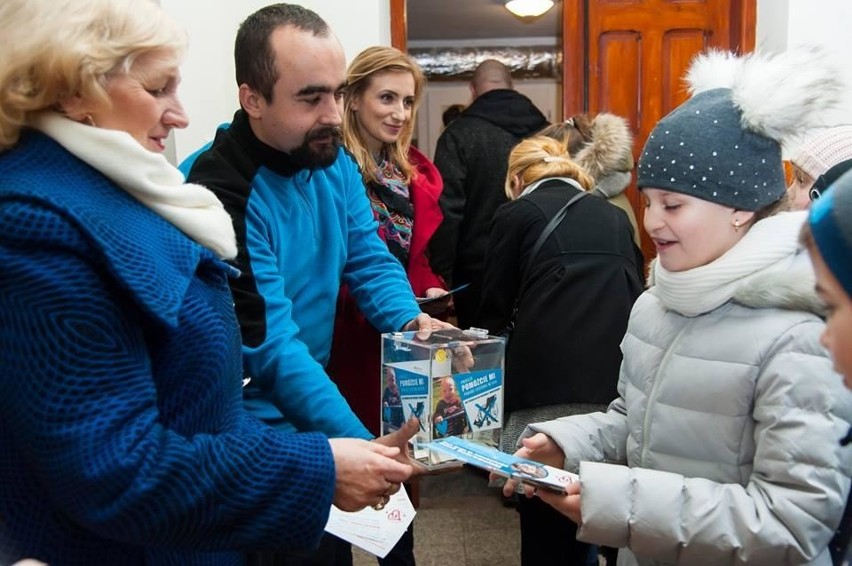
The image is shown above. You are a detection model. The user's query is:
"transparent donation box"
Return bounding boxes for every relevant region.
[380,328,506,470]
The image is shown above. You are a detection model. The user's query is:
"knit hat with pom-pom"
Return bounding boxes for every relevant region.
[637,47,843,211]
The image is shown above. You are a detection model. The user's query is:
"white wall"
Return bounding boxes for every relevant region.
[755,0,788,52]
[757,0,852,126]
[160,0,389,163]
[786,0,852,125]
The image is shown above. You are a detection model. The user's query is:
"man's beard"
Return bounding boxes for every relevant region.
[289,126,342,169]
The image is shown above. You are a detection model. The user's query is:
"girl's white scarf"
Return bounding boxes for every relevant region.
[650,211,808,317]
[33,112,237,260]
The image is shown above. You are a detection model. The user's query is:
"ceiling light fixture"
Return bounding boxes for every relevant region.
[505,0,554,18]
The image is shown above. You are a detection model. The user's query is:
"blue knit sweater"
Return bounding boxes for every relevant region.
[0,132,336,565]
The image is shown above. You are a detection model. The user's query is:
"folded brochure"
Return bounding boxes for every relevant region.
[423,436,577,494]
[415,283,470,305]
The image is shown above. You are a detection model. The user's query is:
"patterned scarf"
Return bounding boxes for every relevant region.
[367,156,414,267]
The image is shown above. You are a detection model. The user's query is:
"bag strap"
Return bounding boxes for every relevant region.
[528,190,589,265]
[504,189,589,335]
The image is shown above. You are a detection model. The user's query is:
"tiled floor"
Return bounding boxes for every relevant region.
[353,466,521,566]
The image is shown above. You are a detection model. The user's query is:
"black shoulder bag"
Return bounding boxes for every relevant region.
[501,190,588,337]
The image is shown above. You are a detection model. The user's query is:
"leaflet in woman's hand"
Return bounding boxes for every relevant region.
[415,283,470,305]
[325,488,415,558]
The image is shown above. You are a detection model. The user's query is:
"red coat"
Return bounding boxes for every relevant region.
[327,146,446,435]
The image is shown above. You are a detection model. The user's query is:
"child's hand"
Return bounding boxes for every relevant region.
[497,474,536,498]
[537,480,582,524]
[517,432,565,468]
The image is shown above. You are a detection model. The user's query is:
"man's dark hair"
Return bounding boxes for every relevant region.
[235,3,329,101]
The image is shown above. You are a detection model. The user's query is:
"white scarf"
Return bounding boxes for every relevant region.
[33,112,237,260]
[650,210,808,317]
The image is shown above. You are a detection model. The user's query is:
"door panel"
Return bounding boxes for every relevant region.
[662,31,710,111]
[390,0,755,264]
[565,0,755,262]
[598,32,641,127]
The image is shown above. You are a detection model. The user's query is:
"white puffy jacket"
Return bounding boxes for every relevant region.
[526,212,852,565]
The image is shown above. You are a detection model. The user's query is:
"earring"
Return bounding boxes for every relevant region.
[84,115,96,127]
[732,218,741,232]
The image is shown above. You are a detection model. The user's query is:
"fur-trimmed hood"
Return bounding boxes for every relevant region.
[733,251,825,316]
[573,113,634,198]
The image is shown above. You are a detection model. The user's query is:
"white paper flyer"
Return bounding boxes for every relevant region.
[324,487,416,558]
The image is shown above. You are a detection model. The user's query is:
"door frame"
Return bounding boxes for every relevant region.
[390,0,407,52]
[389,0,756,117]
[560,0,756,119]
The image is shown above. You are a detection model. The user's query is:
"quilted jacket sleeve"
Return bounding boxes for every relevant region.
[576,320,852,565]
[523,378,631,471]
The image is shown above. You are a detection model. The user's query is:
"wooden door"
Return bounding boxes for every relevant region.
[390,0,756,263]
[563,0,756,262]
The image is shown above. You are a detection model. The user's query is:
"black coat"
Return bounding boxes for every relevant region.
[476,179,644,413]
[429,90,547,325]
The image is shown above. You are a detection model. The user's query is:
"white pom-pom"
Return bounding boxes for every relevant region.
[685,46,844,146]
[735,46,843,142]
[686,49,744,95]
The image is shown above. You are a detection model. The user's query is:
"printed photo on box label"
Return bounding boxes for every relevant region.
[431,376,468,438]
[389,365,429,441]
[456,369,502,432]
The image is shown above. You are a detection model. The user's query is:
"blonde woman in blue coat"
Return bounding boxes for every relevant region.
[502,47,852,565]
[0,1,416,563]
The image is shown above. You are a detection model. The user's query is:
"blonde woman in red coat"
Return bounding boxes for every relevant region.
[328,46,448,437]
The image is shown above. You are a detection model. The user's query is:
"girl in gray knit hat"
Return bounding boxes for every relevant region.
[500,46,852,566]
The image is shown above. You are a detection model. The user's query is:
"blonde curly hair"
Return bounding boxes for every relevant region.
[504,136,594,199]
[0,0,186,151]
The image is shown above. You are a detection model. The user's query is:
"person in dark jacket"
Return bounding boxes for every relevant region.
[476,135,644,565]
[538,113,642,247]
[429,59,548,329]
